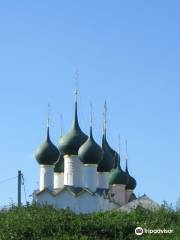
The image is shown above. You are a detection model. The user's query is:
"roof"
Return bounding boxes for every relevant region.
[78,126,103,164]
[54,154,64,173]
[118,194,160,212]
[97,133,115,172]
[108,153,128,185]
[35,186,95,197]
[59,101,88,156]
[35,127,60,165]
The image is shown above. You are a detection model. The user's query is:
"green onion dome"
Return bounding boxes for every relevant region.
[35,127,60,165]
[78,126,103,164]
[97,133,115,172]
[125,161,136,190]
[59,100,88,156]
[54,153,64,173]
[108,153,128,185]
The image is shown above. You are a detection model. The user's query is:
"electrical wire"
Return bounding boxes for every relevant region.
[0,176,17,184]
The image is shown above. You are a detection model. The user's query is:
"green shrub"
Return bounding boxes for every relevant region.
[0,203,179,240]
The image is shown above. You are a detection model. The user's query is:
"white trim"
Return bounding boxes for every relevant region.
[40,164,55,168]
[84,164,97,167]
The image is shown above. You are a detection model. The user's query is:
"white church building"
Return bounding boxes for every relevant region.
[33,92,137,214]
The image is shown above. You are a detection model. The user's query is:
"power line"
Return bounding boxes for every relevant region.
[0,176,17,184]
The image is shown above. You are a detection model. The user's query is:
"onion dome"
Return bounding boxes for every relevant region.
[54,153,64,173]
[78,121,103,164]
[59,91,88,156]
[97,101,115,172]
[125,143,136,190]
[35,126,60,165]
[108,153,128,185]
[97,133,115,172]
[125,166,136,190]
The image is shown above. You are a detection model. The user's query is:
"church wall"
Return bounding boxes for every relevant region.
[36,191,55,206]
[40,165,54,191]
[54,191,98,213]
[64,155,83,187]
[126,189,133,203]
[97,172,109,189]
[109,184,126,205]
[54,173,64,189]
[35,190,120,213]
[55,191,76,211]
[83,164,97,192]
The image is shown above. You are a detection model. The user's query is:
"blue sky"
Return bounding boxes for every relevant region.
[0,1,179,207]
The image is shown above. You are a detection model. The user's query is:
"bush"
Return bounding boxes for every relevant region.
[0,203,179,240]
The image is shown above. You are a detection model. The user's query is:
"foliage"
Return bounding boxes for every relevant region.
[0,203,179,240]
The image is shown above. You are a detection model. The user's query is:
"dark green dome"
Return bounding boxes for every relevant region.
[126,169,136,190]
[124,142,136,190]
[54,153,64,173]
[108,153,128,185]
[125,158,136,190]
[59,101,88,156]
[35,127,60,165]
[97,133,115,172]
[78,126,103,164]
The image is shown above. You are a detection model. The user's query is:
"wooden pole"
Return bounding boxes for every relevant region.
[18,170,21,207]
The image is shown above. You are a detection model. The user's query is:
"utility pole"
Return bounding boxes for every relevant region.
[17,170,22,207]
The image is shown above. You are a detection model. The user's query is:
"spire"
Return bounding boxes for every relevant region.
[60,114,63,138]
[46,104,51,141]
[125,140,128,172]
[117,135,121,169]
[118,135,121,157]
[103,100,107,137]
[89,103,93,138]
[73,87,79,129]
[72,69,80,128]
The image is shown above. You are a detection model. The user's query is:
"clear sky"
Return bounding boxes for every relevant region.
[0,1,179,207]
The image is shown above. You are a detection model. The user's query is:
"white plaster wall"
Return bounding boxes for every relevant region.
[97,195,118,211]
[40,165,54,191]
[64,155,83,187]
[55,191,112,214]
[54,173,64,189]
[36,191,55,206]
[97,172,109,189]
[109,184,126,206]
[83,164,97,192]
[126,189,133,203]
[35,190,119,213]
[55,190,76,211]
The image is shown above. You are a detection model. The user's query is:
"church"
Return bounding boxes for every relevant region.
[33,91,137,213]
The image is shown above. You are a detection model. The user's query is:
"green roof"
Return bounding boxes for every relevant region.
[108,153,128,185]
[97,133,115,172]
[125,158,136,190]
[78,126,103,165]
[125,168,136,190]
[54,153,64,173]
[35,127,60,165]
[59,101,88,156]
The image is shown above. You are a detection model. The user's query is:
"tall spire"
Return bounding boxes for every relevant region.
[60,114,63,138]
[118,135,121,155]
[117,135,121,169]
[46,103,51,141]
[73,87,79,129]
[72,69,79,128]
[89,103,93,138]
[103,100,107,137]
[125,140,128,172]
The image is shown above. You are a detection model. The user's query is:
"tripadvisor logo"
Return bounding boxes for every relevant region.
[135,227,143,236]
[135,227,173,235]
